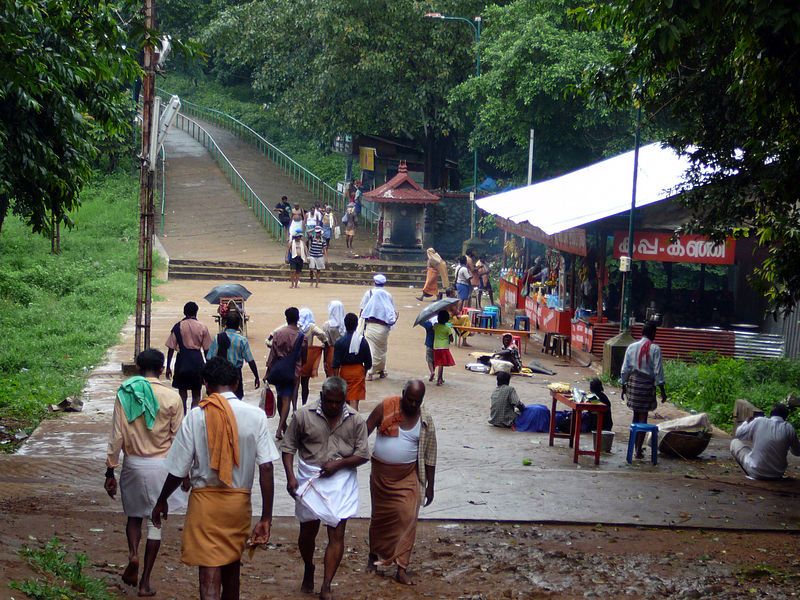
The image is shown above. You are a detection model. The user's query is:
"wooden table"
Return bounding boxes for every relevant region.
[548,390,608,465]
[452,326,532,353]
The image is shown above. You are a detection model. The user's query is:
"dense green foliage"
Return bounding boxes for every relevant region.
[161,73,348,185]
[0,0,140,236]
[583,0,800,313]
[0,171,139,432]
[452,0,632,180]
[10,538,115,600]
[665,356,800,431]
[191,0,483,187]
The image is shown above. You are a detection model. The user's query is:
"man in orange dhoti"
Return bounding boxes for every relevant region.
[152,357,280,600]
[332,313,372,411]
[365,379,437,585]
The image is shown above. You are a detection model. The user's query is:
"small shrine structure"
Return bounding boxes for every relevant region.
[363,161,440,261]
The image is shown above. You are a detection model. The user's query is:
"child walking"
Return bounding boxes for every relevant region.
[421,317,436,382]
[432,309,455,386]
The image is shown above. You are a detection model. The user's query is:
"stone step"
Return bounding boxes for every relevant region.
[169,258,431,275]
[168,261,427,286]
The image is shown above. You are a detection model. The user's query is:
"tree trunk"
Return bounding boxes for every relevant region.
[0,194,9,236]
[423,131,451,190]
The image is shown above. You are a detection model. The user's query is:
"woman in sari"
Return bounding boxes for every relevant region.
[417,248,448,301]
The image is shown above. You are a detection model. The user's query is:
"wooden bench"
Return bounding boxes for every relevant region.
[452,326,533,354]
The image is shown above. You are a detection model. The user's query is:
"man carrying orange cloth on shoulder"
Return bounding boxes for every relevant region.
[151,356,280,600]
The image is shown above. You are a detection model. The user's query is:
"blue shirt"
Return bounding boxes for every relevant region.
[208,329,254,369]
[422,321,435,349]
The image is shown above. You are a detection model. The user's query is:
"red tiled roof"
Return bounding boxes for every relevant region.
[363,161,440,204]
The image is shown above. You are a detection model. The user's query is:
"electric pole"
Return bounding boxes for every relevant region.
[133,0,157,362]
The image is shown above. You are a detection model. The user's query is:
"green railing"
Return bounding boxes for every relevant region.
[174,112,284,240]
[156,88,378,233]
[158,146,166,234]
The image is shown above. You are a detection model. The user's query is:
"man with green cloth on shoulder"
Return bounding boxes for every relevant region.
[104,348,186,596]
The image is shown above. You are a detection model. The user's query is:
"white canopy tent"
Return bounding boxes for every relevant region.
[476,143,693,235]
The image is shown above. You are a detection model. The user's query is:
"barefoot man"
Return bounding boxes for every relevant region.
[104,348,185,597]
[365,379,437,585]
[281,376,369,599]
[151,356,279,600]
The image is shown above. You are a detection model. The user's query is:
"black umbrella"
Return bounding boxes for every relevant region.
[413,297,460,327]
[204,283,253,304]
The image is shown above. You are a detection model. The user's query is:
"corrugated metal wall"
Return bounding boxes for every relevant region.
[762,312,800,358]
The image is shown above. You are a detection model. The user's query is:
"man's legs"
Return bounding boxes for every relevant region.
[310,268,316,286]
[190,385,203,409]
[123,517,143,586]
[730,438,753,476]
[320,520,347,600]
[220,561,241,600]
[178,389,189,414]
[138,520,161,597]
[632,411,648,459]
[301,377,311,405]
[299,520,321,594]
[276,394,291,439]
[199,566,222,600]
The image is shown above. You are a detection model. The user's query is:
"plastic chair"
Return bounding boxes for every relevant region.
[477,314,495,329]
[514,315,531,331]
[511,335,522,349]
[626,423,659,465]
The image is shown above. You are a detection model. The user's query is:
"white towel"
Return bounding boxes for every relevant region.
[294,458,359,527]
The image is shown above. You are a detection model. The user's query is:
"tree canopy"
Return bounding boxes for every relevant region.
[452,0,631,181]
[0,0,140,236]
[584,0,800,312]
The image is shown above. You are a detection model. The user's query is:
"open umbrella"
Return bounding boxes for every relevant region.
[204,283,253,304]
[413,297,460,327]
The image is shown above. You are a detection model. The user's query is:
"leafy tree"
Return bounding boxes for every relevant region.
[197,0,484,187]
[583,0,800,312]
[0,0,140,237]
[451,0,632,181]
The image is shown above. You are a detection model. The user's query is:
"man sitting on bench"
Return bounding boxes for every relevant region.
[730,403,800,480]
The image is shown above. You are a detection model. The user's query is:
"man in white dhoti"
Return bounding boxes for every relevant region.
[281,377,369,600]
[359,273,398,381]
[104,348,184,596]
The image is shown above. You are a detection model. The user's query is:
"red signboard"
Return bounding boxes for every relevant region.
[571,320,594,353]
[613,231,735,265]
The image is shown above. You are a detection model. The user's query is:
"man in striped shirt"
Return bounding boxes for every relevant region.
[207,312,260,399]
[308,226,328,288]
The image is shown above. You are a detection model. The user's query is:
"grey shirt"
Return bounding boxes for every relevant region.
[489,385,525,428]
[735,416,800,479]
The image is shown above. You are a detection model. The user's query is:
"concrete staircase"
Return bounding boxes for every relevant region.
[168,259,428,287]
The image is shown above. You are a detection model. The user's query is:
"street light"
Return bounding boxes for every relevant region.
[424,11,482,239]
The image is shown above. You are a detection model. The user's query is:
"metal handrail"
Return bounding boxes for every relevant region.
[174,112,284,240]
[156,88,378,233]
[158,146,166,234]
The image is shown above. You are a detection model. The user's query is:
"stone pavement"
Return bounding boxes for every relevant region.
[6,278,800,531]
[159,126,286,264]
[178,114,379,262]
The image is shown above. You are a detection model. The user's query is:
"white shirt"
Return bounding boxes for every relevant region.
[372,419,420,465]
[360,287,397,325]
[735,415,800,479]
[164,392,280,489]
[455,265,471,285]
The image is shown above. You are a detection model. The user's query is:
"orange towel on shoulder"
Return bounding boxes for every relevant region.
[377,396,403,437]
[199,393,240,487]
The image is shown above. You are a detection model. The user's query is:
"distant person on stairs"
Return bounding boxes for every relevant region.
[343,203,357,249]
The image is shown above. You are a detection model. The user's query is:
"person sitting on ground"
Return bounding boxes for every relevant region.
[583,377,613,432]
[490,334,522,373]
[489,371,525,428]
[730,403,800,480]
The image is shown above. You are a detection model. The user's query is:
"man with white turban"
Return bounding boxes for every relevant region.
[359,274,398,381]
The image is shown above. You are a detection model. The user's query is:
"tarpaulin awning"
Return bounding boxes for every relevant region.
[476,143,692,236]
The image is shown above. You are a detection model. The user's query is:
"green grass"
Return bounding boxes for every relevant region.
[664,355,800,431]
[0,170,139,438]
[9,538,117,600]
[160,72,352,186]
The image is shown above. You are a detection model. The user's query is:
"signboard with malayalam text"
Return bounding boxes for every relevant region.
[612,231,736,265]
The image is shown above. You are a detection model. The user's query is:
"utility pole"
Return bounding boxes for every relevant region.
[527,128,535,185]
[133,0,157,363]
